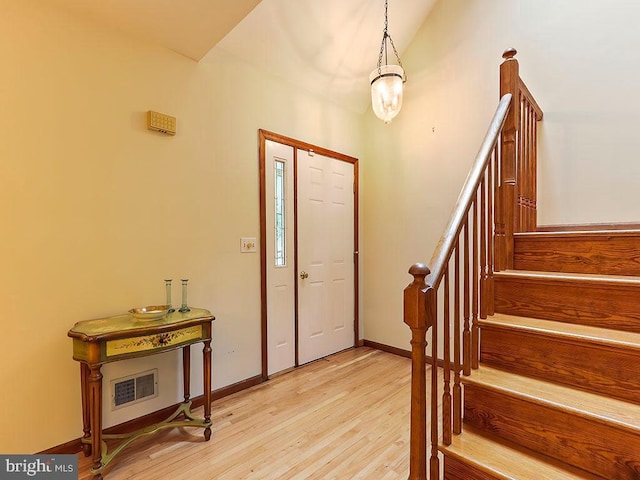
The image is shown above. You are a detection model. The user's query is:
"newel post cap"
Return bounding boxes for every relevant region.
[502,48,517,60]
[404,263,432,330]
[408,263,430,283]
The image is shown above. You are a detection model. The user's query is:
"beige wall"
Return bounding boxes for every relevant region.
[361,0,640,350]
[0,1,363,453]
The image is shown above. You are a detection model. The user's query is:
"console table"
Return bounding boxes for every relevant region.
[68,308,215,479]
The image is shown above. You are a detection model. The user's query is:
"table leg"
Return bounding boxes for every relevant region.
[80,363,92,457]
[203,339,212,441]
[182,345,191,403]
[89,364,103,479]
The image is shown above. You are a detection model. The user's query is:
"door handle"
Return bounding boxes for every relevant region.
[299,271,309,280]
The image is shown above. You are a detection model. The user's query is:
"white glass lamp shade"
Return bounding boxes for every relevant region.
[370,64,405,123]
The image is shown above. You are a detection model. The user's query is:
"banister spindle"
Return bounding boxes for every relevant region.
[453,243,462,435]
[527,100,533,229]
[489,150,497,313]
[493,143,502,275]
[472,197,479,370]
[529,105,536,230]
[463,220,471,376]
[403,263,431,480]
[480,174,488,320]
[529,111,538,232]
[518,94,526,232]
[429,287,439,480]
[442,268,452,446]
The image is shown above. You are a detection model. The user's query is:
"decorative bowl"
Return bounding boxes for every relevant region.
[129,305,171,321]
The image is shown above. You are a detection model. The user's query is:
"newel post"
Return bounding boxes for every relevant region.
[404,263,433,480]
[497,47,520,271]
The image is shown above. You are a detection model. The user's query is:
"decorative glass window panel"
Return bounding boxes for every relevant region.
[274,160,286,267]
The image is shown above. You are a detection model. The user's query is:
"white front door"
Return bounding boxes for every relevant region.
[296,149,355,365]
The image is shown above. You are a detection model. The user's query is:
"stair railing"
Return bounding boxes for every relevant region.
[403,49,543,480]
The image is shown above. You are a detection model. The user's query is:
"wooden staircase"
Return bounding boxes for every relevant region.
[402,49,640,480]
[440,228,640,479]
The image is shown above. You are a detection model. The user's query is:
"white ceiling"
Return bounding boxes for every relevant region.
[47,0,438,113]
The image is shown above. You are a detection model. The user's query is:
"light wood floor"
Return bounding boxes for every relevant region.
[78,347,417,480]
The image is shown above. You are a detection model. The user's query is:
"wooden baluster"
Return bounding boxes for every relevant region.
[522,101,528,230]
[531,108,538,230]
[498,48,520,270]
[488,151,496,315]
[429,285,439,480]
[494,141,502,275]
[453,243,462,435]
[521,99,527,229]
[463,219,471,376]
[480,172,488,318]
[403,264,432,480]
[472,197,479,370]
[522,99,531,230]
[494,162,505,274]
[530,103,536,230]
[442,268,452,445]
[518,94,525,233]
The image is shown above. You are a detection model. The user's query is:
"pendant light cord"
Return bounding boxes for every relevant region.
[376,0,406,81]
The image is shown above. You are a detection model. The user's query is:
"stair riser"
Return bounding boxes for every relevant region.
[480,327,640,404]
[494,276,640,332]
[514,233,640,276]
[464,385,640,480]
[444,456,501,480]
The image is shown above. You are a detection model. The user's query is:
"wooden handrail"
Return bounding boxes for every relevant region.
[404,94,511,480]
[519,79,543,120]
[425,94,512,288]
[404,49,543,480]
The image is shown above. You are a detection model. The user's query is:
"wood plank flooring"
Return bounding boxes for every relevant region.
[77,347,416,480]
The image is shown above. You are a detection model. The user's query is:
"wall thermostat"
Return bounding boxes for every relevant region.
[147,110,176,135]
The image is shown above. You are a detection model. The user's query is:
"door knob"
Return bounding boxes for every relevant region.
[299,271,309,279]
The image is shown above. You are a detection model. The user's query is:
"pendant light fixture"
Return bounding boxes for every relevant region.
[370,0,406,124]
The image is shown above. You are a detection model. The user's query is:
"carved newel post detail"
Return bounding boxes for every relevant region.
[497,47,520,271]
[404,263,433,480]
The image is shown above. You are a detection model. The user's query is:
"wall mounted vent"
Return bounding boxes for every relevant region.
[111,369,158,410]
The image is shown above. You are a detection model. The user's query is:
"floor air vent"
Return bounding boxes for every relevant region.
[111,369,158,410]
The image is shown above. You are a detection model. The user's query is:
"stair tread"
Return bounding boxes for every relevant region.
[517,229,640,238]
[495,269,640,285]
[480,313,640,350]
[442,426,603,480]
[464,366,640,434]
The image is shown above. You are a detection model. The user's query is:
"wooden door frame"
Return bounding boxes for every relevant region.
[258,129,360,380]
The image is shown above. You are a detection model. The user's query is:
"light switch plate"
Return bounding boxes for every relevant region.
[241,237,257,253]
